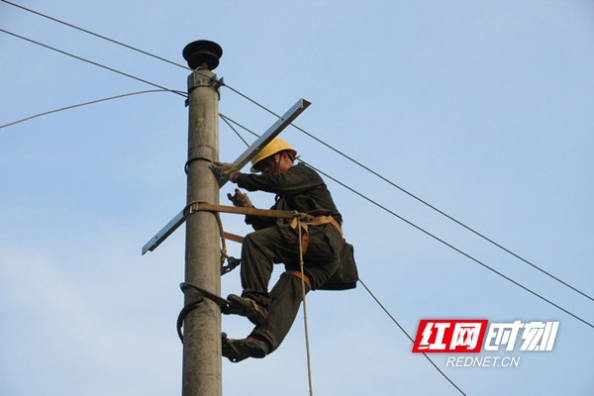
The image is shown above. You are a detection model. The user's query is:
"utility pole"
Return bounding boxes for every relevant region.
[141,39,310,396]
[181,40,223,396]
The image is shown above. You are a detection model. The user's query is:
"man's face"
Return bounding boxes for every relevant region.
[257,152,291,175]
[257,153,281,175]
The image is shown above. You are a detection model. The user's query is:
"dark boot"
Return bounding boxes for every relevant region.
[226,294,268,326]
[221,333,270,363]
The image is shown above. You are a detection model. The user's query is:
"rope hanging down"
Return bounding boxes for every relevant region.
[297,217,315,396]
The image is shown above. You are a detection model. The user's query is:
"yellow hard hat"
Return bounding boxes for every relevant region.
[250,138,297,172]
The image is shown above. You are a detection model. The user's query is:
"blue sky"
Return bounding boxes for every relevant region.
[1,1,593,395]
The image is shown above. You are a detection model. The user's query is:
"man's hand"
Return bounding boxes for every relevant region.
[227,188,253,208]
[211,161,240,183]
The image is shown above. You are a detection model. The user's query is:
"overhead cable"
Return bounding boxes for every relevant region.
[359,279,467,396]
[1,0,191,71]
[1,1,214,86]
[301,159,594,329]
[219,113,250,146]
[1,1,217,96]
[0,90,185,130]
[297,126,594,304]
[0,28,185,97]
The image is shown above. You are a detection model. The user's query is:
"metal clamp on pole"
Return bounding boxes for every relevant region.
[177,282,232,342]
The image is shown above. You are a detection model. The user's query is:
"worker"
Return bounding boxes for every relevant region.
[211,138,343,362]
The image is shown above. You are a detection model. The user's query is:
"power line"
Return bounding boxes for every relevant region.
[359,278,467,396]
[1,1,218,103]
[1,1,214,87]
[0,90,185,130]
[0,28,185,96]
[1,0,191,71]
[219,113,250,146]
[302,160,594,329]
[295,126,594,304]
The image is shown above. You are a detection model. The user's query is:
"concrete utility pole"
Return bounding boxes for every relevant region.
[140,39,309,396]
[181,40,223,396]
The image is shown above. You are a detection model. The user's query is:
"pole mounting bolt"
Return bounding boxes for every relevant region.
[183,40,223,70]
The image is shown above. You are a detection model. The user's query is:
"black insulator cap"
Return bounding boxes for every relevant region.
[183,40,223,70]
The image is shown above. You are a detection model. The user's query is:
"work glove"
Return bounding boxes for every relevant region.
[211,161,240,183]
[227,188,253,208]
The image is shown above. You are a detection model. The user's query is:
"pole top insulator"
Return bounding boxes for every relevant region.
[183,40,223,70]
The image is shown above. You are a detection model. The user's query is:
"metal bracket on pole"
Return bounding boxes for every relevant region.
[141,98,311,255]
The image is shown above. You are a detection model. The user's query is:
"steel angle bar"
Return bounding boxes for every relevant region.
[142,98,311,255]
[220,98,311,187]
[142,210,185,255]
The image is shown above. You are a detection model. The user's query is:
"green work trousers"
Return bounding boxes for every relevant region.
[240,223,342,351]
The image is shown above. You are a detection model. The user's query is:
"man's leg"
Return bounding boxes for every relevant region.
[250,271,310,352]
[226,225,299,325]
[238,226,291,306]
[250,226,341,351]
[223,225,341,361]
